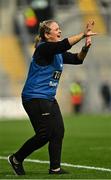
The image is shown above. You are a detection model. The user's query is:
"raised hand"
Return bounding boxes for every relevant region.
[85,36,91,47]
[86,20,94,31]
[84,20,97,37]
[84,20,97,47]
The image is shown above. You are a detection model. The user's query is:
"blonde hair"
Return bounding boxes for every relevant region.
[34,20,57,47]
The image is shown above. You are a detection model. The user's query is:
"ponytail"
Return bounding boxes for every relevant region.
[34,35,41,48]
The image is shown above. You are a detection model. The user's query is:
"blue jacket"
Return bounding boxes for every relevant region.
[22,39,83,101]
[22,48,63,101]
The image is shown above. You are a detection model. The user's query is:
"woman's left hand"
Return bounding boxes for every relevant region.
[84,20,97,37]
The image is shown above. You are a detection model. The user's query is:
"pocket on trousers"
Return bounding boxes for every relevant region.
[39,99,53,116]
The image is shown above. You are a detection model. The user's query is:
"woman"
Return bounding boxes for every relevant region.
[8,19,96,175]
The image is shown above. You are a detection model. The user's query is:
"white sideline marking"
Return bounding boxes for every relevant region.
[0,156,111,172]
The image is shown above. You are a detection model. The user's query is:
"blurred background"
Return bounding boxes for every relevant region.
[0,0,111,118]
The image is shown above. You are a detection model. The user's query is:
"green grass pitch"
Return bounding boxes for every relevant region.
[0,114,111,179]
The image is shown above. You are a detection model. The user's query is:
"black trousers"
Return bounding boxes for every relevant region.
[14,98,64,169]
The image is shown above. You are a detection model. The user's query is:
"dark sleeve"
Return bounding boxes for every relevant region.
[62,52,84,65]
[37,38,72,56]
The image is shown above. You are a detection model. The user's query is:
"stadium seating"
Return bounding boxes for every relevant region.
[78,0,107,34]
[0,35,26,96]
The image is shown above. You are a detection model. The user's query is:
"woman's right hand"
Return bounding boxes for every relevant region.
[85,36,91,47]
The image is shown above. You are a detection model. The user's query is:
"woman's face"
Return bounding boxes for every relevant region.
[46,22,62,42]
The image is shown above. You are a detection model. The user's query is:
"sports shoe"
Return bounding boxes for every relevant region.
[49,168,69,174]
[8,154,25,175]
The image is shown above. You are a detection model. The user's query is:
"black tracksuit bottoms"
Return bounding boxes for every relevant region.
[14,98,65,169]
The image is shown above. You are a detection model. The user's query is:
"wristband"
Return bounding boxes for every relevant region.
[82,33,86,39]
[82,46,89,52]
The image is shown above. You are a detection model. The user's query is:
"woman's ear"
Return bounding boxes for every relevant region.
[44,32,50,40]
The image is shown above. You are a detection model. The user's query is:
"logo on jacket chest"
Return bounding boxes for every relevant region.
[53,71,62,80]
[49,71,62,87]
